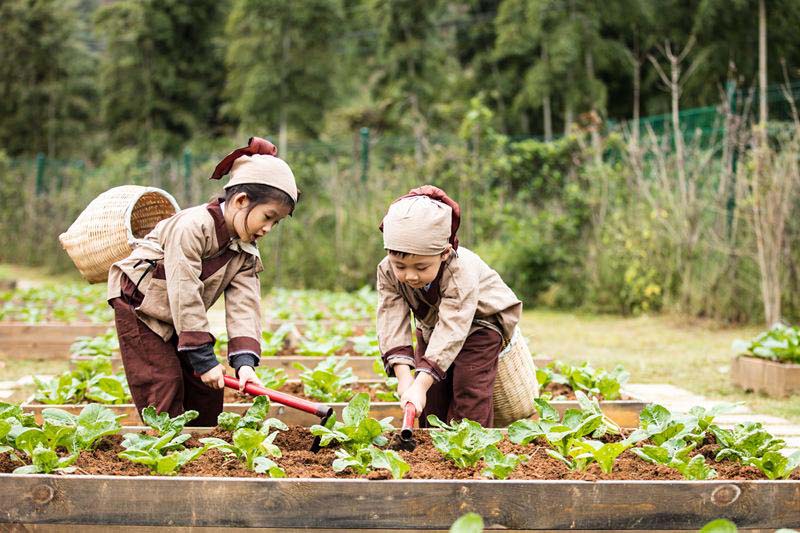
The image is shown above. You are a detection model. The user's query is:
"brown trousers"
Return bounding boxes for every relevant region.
[111,278,222,426]
[416,327,502,428]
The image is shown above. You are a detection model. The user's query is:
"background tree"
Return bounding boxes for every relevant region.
[0,0,96,158]
[95,0,225,156]
[224,0,343,155]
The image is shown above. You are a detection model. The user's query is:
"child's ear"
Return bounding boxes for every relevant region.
[441,247,452,261]
[233,192,250,209]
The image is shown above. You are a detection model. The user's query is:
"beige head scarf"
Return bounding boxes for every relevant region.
[225,155,297,202]
[210,137,298,202]
[382,195,453,255]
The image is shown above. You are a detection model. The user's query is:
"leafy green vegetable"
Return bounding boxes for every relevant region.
[539,361,630,400]
[560,439,632,473]
[700,519,739,533]
[216,396,283,432]
[0,284,112,324]
[332,445,410,479]
[744,450,800,480]
[200,418,288,476]
[732,323,800,363]
[481,444,526,479]
[310,393,394,454]
[261,323,294,356]
[264,287,377,323]
[119,411,223,476]
[13,445,77,474]
[633,437,717,480]
[141,406,198,435]
[427,415,503,468]
[351,335,381,357]
[294,356,358,402]
[34,359,131,405]
[254,367,288,390]
[119,442,213,475]
[69,328,118,357]
[712,422,786,462]
[449,513,484,533]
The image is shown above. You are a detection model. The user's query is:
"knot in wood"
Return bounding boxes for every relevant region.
[711,484,741,506]
[32,484,54,505]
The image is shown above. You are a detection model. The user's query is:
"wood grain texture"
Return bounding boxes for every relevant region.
[0,476,797,529]
[731,356,800,398]
[0,323,110,360]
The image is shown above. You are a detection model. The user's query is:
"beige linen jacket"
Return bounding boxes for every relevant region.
[107,199,263,359]
[376,247,522,381]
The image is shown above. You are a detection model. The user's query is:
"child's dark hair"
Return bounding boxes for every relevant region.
[221,183,298,215]
[386,249,411,258]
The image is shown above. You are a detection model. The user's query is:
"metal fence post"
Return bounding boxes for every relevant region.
[360,127,369,184]
[183,148,192,205]
[725,81,738,237]
[35,153,46,195]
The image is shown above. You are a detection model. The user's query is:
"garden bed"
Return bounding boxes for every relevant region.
[0,322,111,360]
[0,426,797,529]
[731,355,800,398]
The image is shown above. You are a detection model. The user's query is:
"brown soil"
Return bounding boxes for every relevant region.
[541,382,632,401]
[4,426,794,481]
[0,451,26,473]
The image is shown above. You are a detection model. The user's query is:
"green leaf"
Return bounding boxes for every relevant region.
[591,441,630,474]
[369,447,410,479]
[343,393,370,427]
[13,427,47,457]
[142,406,198,435]
[74,404,122,451]
[677,454,717,480]
[508,419,547,445]
[481,444,526,479]
[449,512,484,533]
[700,519,738,533]
[217,412,242,432]
[253,456,286,477]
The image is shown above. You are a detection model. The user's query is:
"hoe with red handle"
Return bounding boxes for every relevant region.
[392,403,418,451]
[220,375,333,452]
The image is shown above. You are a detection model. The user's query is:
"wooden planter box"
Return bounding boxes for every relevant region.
[731,355,800,398]
[0,475,796,530]
[0,322,111,360]
[22,391,646,428]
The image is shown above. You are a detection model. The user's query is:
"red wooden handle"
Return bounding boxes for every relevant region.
[401,403,416,440]
[222,375,332,419]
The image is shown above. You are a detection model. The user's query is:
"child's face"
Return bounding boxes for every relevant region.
[388,249,451,289]
[227,194,292,243]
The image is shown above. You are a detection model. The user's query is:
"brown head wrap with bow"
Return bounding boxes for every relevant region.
[210,137,297,203]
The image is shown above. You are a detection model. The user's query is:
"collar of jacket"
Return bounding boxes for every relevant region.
[206,199,260,258]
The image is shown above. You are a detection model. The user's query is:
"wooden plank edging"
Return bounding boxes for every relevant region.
[0,475,797,529]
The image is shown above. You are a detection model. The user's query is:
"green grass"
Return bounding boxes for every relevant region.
[520,309,800,424]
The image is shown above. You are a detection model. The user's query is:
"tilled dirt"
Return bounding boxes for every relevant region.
[2,426,797,480]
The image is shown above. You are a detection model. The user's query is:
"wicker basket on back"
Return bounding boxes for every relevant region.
[59,186,180,283]
[493,326,540,426]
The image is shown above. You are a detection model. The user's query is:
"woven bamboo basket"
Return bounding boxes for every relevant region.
[59,186,180,283]
[493,326,539,426]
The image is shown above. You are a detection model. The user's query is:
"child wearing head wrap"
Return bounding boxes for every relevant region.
[377,185,522,427]
[107,137,298,426]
